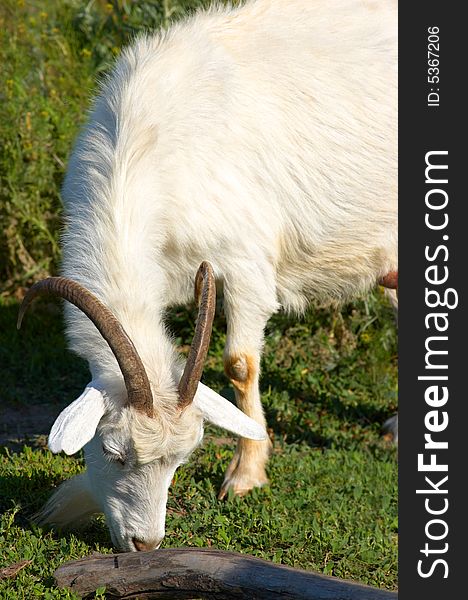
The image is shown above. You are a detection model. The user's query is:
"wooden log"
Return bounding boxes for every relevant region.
[54,548,397,599]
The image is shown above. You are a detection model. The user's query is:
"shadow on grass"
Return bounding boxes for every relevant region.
[0,300,89,407]
[261,370,396,446]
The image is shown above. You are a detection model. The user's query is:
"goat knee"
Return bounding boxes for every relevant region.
[223,353,257,392]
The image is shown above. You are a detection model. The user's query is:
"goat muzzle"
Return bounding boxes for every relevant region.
[132,537,161,552]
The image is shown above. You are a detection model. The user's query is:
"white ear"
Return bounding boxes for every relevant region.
[193,382,268,441]
[48,384,106,455]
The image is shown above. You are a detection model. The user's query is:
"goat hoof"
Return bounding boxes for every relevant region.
[218,470,269,500]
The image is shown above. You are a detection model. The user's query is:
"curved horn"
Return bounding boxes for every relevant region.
[17,277,154,417]
[178,262,216,409]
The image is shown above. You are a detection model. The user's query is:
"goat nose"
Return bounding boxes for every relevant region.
[132,537,160,552]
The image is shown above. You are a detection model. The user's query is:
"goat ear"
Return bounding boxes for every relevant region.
[48,385,106,455]
[193,383,268,441]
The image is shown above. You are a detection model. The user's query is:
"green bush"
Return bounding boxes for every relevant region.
[0,0,234,293]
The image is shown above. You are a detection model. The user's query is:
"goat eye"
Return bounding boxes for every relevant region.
[102,444,126,465]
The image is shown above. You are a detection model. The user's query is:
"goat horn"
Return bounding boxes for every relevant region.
[178,262,216,409]
[17,277,154,417]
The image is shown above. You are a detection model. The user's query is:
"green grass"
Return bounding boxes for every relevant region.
[0,1,398,597]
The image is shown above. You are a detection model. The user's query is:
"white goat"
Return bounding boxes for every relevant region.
[19,0,397,552]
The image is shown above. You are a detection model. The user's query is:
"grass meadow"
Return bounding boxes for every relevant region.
[0,1,398,597]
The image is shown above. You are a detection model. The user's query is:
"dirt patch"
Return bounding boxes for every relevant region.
[0,402,62,451]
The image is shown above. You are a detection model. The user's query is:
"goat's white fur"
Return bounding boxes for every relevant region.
[39,0,397,551]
